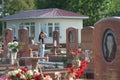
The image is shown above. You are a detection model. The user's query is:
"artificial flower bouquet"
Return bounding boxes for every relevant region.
[6,67,52,80]
[66,48,88,79]
[67,48,81,58]
[8,41,18,53]
[65,59,88,80]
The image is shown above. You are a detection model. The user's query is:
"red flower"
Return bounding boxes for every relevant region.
[32,74,42,80]
[75,48,80,53]
[72,48,81,57]
[71,66,76,73]
[66,66,76,74]
[21,67,28,73]
[16,73,21,78]
[75,60,88,79]
[81,59,87,64]
[6,77,12,80]
[68,48,72,53]
[42,73,46,77]
[72,52,76,56]
[75,69,84,78]
[81,60,87,68]
[73,52,78,57]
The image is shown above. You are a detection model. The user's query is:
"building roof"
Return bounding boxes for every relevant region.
[0,8,89,21]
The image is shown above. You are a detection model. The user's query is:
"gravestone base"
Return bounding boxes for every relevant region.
[51,47,61,55]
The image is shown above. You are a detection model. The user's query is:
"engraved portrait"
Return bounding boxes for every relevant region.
[68,31,73,43]
[102,29,116,62]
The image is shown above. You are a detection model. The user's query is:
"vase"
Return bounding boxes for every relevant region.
[11,52,17,65]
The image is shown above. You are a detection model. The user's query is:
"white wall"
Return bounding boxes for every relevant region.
[6,18,83,44]
[35,18,83,44]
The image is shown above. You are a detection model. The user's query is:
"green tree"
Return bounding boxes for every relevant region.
[0,0,36,36]
[66,0,109,26]
[4,0,36,15]
[105,0,120,17]
[35,0,68,9]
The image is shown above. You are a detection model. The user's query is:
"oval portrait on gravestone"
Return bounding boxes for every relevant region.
[102,29,116,62]
[68,31,73,43]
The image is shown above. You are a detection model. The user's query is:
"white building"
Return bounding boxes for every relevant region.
[0,8,88,45]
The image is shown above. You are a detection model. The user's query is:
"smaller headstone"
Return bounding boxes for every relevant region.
[18,28,30,66]
[66,27,78,67]
[53,31,60,55]
[66,27,78,53]
[81,26,94,73]
[81,26,94,51]
[18,28,29,57]
[3,29,13,57]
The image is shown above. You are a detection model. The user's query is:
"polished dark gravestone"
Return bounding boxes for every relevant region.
[93,17,120,80]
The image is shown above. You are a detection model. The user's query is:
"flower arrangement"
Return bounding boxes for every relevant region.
[8,41,18,53]
[67,48,81,58]
[65,48,88,80]
[65,59,87,80]
[6,67,52,80]
[67,48,81,67]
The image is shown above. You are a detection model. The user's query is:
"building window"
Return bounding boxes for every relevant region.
[19,22,35,38]
[48,23,53,37]
[41,23,47,33]
[12,26,17,40]
[47,23,60,37]
[31,22,35,38]
[26,26,30,36]
[55,23,60,37]
[19,23,24,29]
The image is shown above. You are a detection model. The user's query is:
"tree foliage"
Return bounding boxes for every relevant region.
[65,0,107,26]
[105,0,120,17]
[4,0,35,15]
[0,0,36,36]
[35,0,68,9]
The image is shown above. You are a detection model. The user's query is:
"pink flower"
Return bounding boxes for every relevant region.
[68,48,72,53]
[45,75,52,80]
[0,78,3,80]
